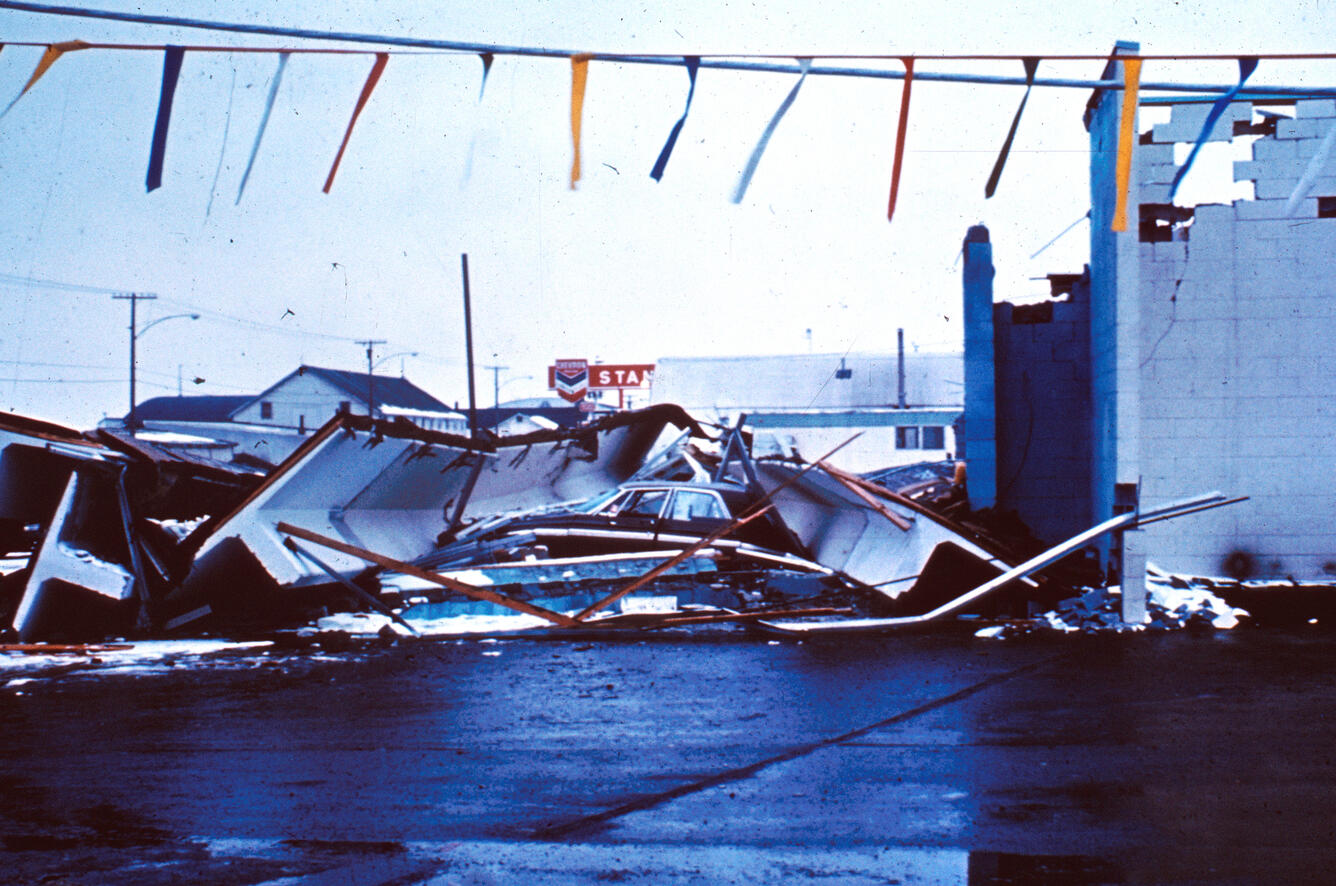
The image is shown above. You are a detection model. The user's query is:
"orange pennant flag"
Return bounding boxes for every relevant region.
[2,40,89,117]
[887,57,914,222]
[570,54,591,189]
[1111,57,1142,233]
[323,52,388,194]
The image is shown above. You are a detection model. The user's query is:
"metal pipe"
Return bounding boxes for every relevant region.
[5,3,1336,97]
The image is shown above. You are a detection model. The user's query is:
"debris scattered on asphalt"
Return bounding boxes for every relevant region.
[975,567,1251,639]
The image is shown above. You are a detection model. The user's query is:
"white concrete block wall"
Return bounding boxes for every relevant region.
[1130,100,1336,578]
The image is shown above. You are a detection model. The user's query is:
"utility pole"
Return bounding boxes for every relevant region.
[112,292,157,430]
[484,364,508,408]
[358,339,386,417]
[461,254,478,438]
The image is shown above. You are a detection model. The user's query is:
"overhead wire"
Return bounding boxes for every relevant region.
[2,3,1336,95]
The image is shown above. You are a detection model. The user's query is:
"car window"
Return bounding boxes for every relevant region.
[622,489,669,517]
[582,488,626,514]
[667,490,728,521]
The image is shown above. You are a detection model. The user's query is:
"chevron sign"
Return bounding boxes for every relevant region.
[551,359,589,403]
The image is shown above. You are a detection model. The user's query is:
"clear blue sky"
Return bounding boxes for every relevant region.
[0,0,1333,426]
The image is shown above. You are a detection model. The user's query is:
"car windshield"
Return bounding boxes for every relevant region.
[576,488,624,514]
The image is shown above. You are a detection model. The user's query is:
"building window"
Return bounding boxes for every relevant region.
[260,401,273,420]
[896,426,945,450]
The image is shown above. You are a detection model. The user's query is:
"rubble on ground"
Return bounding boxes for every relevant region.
[974,566,1251,639]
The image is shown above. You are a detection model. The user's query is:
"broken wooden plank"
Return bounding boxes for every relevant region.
[0,643,135,654]
[284,538,419,635]
[275,522,580,627]
[572,505,777,622]
[649,607,854,627]
[817,461,913,531]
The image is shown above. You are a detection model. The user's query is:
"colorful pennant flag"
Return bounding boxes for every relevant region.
[146,46,185,192]
[1,40,89,118]
[1110,57,1142,233]
[323,52,388,194]
[650,56,700,182]
[886,57,914,221]
[204,67,236,218]
[570,54,591,189]
[479,52,494,101]
[1169,57,1257,201]
[1284,117,1336,216]
[732,58,811,204]
[985,57,1039,198]
[236,51,289,204]
[463,53,496,184]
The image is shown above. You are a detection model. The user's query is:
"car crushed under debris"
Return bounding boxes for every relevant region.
[0,405,1242,643]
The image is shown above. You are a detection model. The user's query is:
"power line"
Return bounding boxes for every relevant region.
[0,271,133,296]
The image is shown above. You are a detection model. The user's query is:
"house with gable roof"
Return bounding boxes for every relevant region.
[109,365,464,466]
[230,365,463,433]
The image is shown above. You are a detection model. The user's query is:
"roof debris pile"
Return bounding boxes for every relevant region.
[0,405,1247,644]
[0,412,262,643]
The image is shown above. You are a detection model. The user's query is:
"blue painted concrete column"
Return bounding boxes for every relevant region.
[962,224,997,509]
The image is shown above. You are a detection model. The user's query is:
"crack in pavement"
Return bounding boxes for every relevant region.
[531,651,1070,840]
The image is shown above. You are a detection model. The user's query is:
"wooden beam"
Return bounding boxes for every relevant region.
[817,461,913,531]
[571,505,776,621]
[284,538,420,635]
[275,522,580,627]
[649,607,853,627]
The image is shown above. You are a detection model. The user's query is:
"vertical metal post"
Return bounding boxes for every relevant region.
[357,339,386,417]
[462,254,478,439]
[129,294,137,427]
[113,292,157,430]
[897,327,907,408]
[484,364,508,408]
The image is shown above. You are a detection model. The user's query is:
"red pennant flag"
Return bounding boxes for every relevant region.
[323,52,388,194]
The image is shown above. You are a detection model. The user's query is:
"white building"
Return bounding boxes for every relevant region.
[650,352,963,473]
[116,365,464,465]
[968,42,1336,584]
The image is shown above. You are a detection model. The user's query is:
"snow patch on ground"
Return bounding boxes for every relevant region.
[0,640,274,677]
[311,610,553,638]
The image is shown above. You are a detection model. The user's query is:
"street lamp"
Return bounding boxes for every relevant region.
[364,350,419,418]
[496,374,534,408]
[372,351,419,376]
[119,300,199,430]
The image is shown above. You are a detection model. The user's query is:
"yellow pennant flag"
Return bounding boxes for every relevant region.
[2,40,89,118]
[1111,57,1142,233]
[570,54,591,189]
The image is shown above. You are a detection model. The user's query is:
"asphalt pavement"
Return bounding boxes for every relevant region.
[3,626,1335,884]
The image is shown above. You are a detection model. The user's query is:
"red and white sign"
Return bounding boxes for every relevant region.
[548,362,655,392]
[552,359,589,404]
